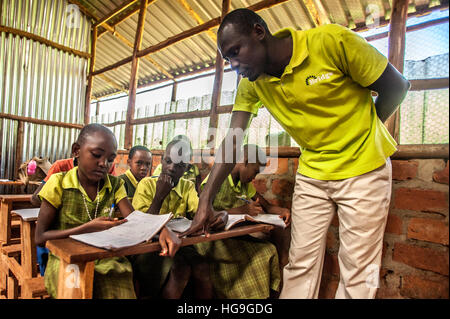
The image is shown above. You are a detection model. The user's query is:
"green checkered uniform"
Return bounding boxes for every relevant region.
[197,174,281,298]
[131,177,201,298]
[39,168,136,299]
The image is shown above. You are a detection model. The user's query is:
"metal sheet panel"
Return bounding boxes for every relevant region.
[0,0,90,191]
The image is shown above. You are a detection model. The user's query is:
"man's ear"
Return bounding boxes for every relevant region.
[253,23,266,41]
[127,157,132,167]
[72,142,80,158]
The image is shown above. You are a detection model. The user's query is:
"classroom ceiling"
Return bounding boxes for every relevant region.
[73,0,448,100]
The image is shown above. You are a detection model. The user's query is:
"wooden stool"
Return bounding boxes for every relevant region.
[22,277,48,299]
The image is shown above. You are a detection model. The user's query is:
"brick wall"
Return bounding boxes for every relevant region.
[114,153,449,299]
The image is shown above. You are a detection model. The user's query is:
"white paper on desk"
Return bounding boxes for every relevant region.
[70,211,173,250]
[166,217,192,233]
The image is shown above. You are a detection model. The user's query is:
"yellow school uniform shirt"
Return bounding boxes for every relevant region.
[39,167,127,211]
[233,24,397,180]
[132,176,198,218]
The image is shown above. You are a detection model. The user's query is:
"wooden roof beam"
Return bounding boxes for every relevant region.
[92,0,292,77]
[97,0,157,39]
[175,0,217,42]
[302,0,331,26]
[94,0,138,28]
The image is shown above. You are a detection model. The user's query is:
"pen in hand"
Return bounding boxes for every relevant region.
[108,203,115,219]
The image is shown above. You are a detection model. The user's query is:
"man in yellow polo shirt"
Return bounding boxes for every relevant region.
[181,9,411,299]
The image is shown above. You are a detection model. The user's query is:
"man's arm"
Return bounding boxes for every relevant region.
[179,111,253,237]
[366,62,411,123]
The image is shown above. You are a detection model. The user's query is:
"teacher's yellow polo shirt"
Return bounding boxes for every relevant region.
[233,24,397,180]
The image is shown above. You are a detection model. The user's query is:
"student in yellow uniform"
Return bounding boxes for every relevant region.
[196,144,290,299]
[183,9,411,299]
[119,145,152,200]
[152,135,201,194]
[35,124,181,299]
[132,139,227,299]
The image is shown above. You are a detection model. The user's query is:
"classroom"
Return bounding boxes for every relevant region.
[0,0,448,301]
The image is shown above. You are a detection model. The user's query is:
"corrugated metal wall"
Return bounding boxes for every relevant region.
[0,0,91,190]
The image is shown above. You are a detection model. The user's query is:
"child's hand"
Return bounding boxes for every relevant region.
[209,210,228,231]
[155,173,175,199]
[273,207,291,227]
[245,198,263,216]
[82,216,127,233]
[159,226,182,257]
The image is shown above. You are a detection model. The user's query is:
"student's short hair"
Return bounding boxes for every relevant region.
[165,139,192,164]
[129,145,151,159]
[77,123,117,147]
[218,8,270,37]
[242,144,267,166]
[171,135,193,158]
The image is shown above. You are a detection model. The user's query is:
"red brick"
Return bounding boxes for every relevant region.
[407,218,449,245]
[274,158,289,175]
[252,178,268,195]
[115,166,127,176]
[392,160,419,181]
[394,188,448,213]
[271,178,294,196]
[385,213,403,235]
[400,275,449,299]
[433,160,449,185]
[393,242,449,276]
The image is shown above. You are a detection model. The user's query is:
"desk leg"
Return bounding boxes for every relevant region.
[0,201,12,244]
[7,270,18,299]
[21,220,37,278]
[57,260,94,299]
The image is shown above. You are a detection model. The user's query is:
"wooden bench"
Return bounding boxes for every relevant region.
[0,205,40,299]
[22,276,48,299]
[46,224,274,299]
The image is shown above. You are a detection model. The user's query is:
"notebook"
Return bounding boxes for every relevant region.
[70,210,173,250]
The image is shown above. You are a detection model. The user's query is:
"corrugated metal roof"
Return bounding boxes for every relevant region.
[77,0,448,99]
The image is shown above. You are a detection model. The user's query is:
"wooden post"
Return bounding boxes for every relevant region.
[14,121,24,180]
[207,0,231,146]
[171,82,178,102]
[385,0,409,141]
[84,26,98,125]
[21,220,37,278]
[124,0,148,150]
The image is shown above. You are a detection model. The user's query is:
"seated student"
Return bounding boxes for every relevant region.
[30,137,118,277]
[35,124,181,299]
[132,139,227,299]
[119,145,152,200]
[152,135,201,194]
[196,144,291,299]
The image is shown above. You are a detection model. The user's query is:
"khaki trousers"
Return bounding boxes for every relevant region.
[280,159,392,299]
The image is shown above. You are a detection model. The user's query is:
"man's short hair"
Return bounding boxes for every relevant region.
[129,145,151,159]
[218,8,270,37]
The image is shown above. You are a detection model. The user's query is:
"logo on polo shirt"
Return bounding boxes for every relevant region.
[306,72,333,85]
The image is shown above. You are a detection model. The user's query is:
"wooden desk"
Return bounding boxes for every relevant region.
[46,224,274,299]
[0,195,35,245]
